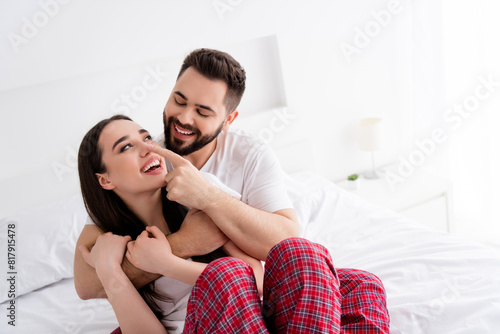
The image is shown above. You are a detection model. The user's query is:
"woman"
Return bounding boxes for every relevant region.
[77,115,389,334]
[77,115,264,333]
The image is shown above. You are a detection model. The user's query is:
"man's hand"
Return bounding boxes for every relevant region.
[150,144,218,210]
[168,209,228,258]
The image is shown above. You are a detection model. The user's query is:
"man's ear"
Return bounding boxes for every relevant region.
[95,173,115,190]
[223,110,239,130]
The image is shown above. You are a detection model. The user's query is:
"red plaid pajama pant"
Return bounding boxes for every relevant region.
[184,238,389,333]
[111,238,389,333]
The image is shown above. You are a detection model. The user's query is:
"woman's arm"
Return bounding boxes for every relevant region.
[126,226,263,295]
[126,226,207,286]
[74,225,160,300]
[87,232,167,334]
[222,240,264,297]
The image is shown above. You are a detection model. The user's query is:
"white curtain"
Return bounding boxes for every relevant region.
[413,0,500,246]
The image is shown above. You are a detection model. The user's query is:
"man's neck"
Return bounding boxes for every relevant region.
[185,139,217,170]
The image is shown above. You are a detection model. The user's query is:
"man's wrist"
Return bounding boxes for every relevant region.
[199,185,228,212]
[121,256,161,289]
[167,232,190,259]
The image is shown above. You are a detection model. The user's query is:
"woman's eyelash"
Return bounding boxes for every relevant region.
[119,135,151,152]
[120,144,131,152]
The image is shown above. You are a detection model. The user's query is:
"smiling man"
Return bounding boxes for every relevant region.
[156,50,299,261]
[163,71,227,157]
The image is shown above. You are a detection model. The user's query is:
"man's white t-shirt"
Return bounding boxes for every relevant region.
[196,128,293,213]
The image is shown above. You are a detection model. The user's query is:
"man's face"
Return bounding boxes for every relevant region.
[163,67,234,156]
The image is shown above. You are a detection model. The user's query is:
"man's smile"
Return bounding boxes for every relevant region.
[173,123,196,140]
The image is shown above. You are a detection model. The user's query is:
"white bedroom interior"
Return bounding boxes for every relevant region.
[1,1,500,332]
[2,0,499,248]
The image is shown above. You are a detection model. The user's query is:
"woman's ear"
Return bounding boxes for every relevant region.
[95,173,115,190]
[223,110,239,130]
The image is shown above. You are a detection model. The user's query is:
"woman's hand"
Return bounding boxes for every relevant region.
[126,226,175,276]
[79,232,131,279]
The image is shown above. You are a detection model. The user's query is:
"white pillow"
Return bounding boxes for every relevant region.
[0,173,240,303]
[0,194,87,303]
[0,171,244,303]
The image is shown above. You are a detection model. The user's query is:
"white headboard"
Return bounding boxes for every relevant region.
[0,35,311,217]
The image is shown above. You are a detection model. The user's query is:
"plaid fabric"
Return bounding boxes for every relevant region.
[184,238,344,333]
[111,238,389,334]
[183,257,268,333]
[338,268,390,333]
[263,238,342,333]
[110,327,122,334]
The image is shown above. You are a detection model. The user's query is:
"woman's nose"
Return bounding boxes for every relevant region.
[139,141,152,157]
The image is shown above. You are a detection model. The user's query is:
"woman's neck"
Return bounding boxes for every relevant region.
[118,188,170,235]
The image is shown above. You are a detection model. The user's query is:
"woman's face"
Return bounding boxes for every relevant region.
[96,119,167,195]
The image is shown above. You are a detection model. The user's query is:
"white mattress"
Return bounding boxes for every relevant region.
[291,172,500,333]
[2,278,117,334]
[2,171,500,333]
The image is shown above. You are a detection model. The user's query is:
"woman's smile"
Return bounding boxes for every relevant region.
[141,155,164,175]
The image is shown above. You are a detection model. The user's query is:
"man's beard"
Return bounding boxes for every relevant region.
[163,116,224,156]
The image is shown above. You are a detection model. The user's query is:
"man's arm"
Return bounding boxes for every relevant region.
[74,214,229,300]
[167,208,229,259]
[201,190,299,261]
[151,145,300,261]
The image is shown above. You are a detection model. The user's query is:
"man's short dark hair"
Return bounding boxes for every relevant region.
[178,48,246,114]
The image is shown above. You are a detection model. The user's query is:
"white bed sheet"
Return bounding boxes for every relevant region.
[1,278,117,334]
[290,172,500,334]
[2,171,500,333]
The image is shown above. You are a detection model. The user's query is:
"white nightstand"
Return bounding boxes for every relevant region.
[336,171,453,233]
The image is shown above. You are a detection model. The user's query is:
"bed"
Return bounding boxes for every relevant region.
[1,170,500,333]
[1,35,500,333]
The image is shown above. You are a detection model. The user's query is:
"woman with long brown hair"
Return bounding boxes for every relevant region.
[76,115,263,333]
[76,115,383,334]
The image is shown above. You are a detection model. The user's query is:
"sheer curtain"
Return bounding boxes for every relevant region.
[414,0,500,246]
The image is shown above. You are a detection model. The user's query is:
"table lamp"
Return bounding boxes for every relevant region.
[357,118,383,179]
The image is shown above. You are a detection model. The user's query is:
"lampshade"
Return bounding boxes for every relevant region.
[356,118,383,151]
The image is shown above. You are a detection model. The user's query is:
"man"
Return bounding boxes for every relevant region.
[75,48,389,332]
[75,48,299,299]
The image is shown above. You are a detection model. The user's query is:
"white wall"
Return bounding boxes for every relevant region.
[440,0,500,246]
[1,0,417,216]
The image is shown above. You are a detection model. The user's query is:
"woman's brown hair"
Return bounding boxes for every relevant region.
[78,114,226,317]
[78,114,186,238]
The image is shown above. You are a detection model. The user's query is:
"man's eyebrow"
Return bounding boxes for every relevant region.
[174,91,188,100]
[112,129,148,151]
[174,91,215,113]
